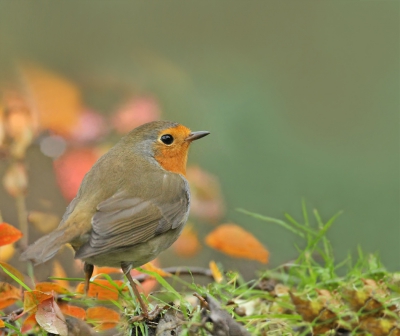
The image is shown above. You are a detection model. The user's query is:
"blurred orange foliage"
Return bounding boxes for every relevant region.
[0,222,23,246]
[76,279,126,300]
[19,63,81,136]
[205,223,269,263]
[0,282,21,309]
[173,225,201,258]
[86,306,120,331]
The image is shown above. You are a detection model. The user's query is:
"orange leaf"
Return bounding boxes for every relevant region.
[58,303,86,320]
[35,282,69,295]
[20,314,37,333]
[209,261,224,284]
[205,223,269,263]
[173,225,201,258]
[93,266,122,276]
[52,260,69,288]
[19,63,81,136]
[0,320,4,328]
[76,279,126,300]
[23,290,53,314]
[142,262,171,278]
[0,261,25,283]
[0,223,23,246]
[35,297,67,336]
[86,306,120,331]
[0,282,21,309]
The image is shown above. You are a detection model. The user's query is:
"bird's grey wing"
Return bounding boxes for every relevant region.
[74,173,190,259]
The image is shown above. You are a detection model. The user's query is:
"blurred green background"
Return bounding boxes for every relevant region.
[0,1,398,272]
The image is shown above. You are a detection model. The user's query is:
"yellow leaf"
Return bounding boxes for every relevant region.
[28,211,60,234]
[0,243,16,262]
[209,261,223,284]
[23,290,53,314]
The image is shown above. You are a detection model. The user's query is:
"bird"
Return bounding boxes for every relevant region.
[20,120,210,319]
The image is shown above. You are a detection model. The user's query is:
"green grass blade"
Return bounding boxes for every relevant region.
[0,263,31,291]
[237,208,305,238]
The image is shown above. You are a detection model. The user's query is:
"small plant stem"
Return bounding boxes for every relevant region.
[15,195,29,251]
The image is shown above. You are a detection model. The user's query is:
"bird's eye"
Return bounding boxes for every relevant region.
[160,134,174,145]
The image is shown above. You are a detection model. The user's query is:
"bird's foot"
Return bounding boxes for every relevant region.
[130,305,164,322]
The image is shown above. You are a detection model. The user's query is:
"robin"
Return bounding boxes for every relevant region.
[21,120,210,319]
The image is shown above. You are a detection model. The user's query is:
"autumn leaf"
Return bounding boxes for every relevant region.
[290,292,323,323]
[93,266,122,276]
[0,222,23,246]
[0,244,15,262]
[52,260,69,288]
[58,302,86,320]
[76,279,126,300]
[86,306,120,331]
[173,224,201,258]
[0,261,25,284]
[35,282,70,295]
[19,62,81,136]
[209,261,224,284]
[23,290,53,314]
[142,261,171,278]
[35,297,68,336]
[0,320,4,328]
[20,314,37,333]
[0,282,21,309]
[205,223,269,263]
[28,211,60,234]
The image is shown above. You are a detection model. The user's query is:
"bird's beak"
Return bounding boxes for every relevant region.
[185,131,210,142]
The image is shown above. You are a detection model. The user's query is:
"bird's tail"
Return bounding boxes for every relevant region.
[20,226,76,265]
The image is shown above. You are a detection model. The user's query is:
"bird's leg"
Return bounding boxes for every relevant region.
[121,263,149,319]
[83,262,94,295]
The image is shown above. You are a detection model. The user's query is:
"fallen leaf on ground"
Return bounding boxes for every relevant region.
[35,297,68,336]
[35,282,70,295]
[20,314,38,333]
[23,290,53,314]
[86,306,120,331]
[76,279,126,300]
[0,282,21,309]
[59,302,86,320]
[205,223,269,263]
[209,261,224,284]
